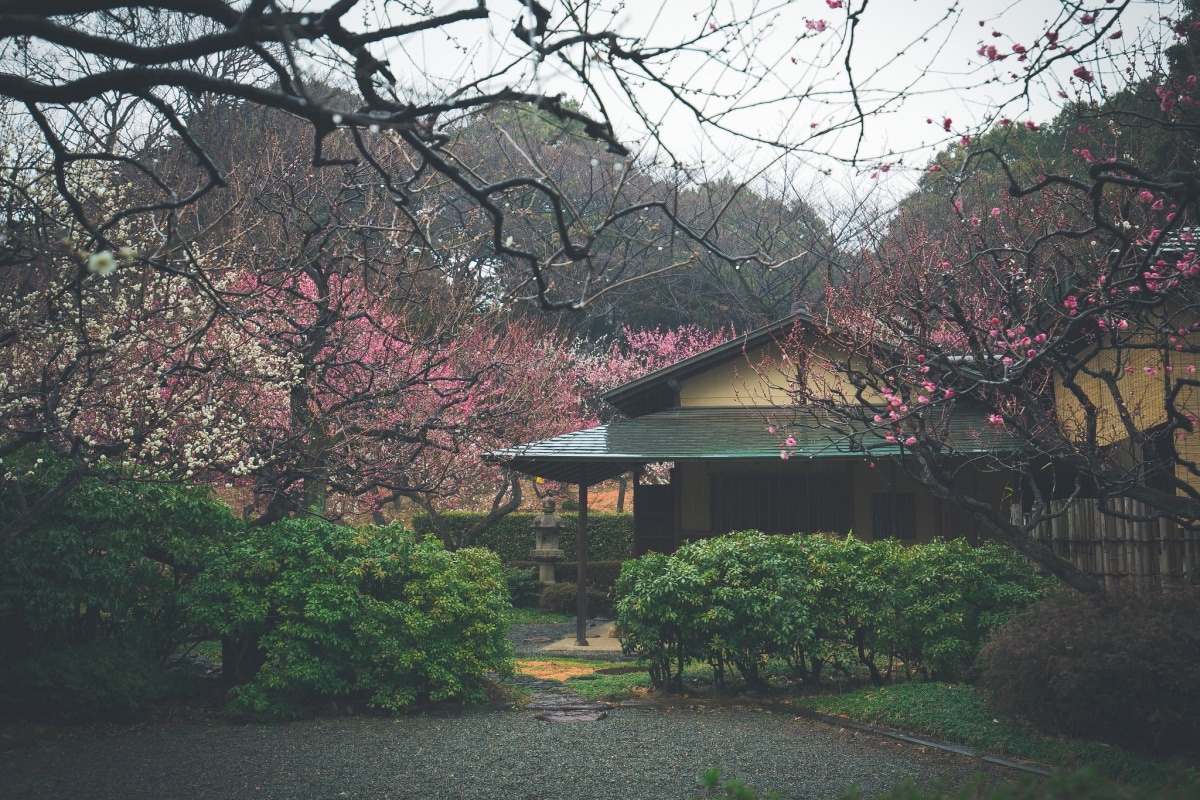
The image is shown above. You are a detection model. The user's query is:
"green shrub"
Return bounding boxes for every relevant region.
[802,534,902,684]
[186,519,513,719]
[0,451,241,723]
[616,532,1046,691]
[503,566,543,608]
[566,560,625,593]
[0,640,172,722]
[0,451,241,663]
[892,539,1050,681]
[681,532,814,687]
[507,560,626,593]
[695,767,783,800]
[613,552,699,689]
[974,587,1200,756]
[411,511,633,562]
[538,581,612,617]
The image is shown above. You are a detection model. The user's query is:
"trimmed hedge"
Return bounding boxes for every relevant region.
[508,560,625,594]
[615,532,1048,690]
[538,582,613,617]
[412,511,633,562]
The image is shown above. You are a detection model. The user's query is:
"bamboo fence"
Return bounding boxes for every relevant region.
[1012,498,1199,591]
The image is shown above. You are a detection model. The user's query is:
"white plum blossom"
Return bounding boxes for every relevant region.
[86,250,118,276]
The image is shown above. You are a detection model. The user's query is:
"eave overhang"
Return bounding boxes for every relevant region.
[487,405,1018,484]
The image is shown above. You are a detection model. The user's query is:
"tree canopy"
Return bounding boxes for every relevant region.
[775,1,1200,592]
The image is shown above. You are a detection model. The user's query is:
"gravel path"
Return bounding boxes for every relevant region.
[0,700,1016,800]
[0,626,1020,799]
[509,620,619,657]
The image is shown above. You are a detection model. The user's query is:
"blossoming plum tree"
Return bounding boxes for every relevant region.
[3,1,1195,562]
[771,7,1200,593]
[0,93,586,545]
[156,101,589,535]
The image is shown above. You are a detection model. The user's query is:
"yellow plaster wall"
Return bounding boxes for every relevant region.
[678,343,875,408]
[1053,339,1200,498]
[678,343,791,407]
[1054,344,1172,446]
[1175,380,1200,495]
[678,462,710,532]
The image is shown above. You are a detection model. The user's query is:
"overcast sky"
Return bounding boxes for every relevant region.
[382,0,1176,193]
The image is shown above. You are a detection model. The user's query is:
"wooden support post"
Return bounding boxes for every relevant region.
[576,481,590,646]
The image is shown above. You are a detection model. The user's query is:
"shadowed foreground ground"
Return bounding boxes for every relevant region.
[0,701,1017,800]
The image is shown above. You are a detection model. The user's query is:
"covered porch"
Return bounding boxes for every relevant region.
[490,407,1013,555]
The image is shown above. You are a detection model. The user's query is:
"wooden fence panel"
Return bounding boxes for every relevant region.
[1013,498,1199,591]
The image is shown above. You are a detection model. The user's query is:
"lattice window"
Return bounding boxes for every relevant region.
[710,471,851,534]
[872,492,916,540]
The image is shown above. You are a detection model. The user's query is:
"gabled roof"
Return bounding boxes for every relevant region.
[601,312,810,417]
[488,403,1018,484]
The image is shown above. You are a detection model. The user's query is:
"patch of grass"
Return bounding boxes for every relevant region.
[566,667,653,700]
[787,682,1185,786]
[510,656,660,701]
[176,639,223,663]
[508,607,573,625]
[567,660,728,701]
[511,656,654,701]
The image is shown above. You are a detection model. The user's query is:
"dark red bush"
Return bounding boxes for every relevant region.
[974,587,1200,755]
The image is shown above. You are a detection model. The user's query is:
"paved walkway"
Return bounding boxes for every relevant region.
[540,621,625,655]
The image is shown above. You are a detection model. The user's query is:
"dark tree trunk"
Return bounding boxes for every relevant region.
[576,483,589,646]
[221,634,266,687]
[916,454,1103,595]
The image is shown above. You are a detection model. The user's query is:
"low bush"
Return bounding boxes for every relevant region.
[612,552,697,689]
[616,532,1046,690]
[974,587,1200,756]
[678,533,814,687]
[0,640,172,722]
[893,538,1048,681]
[187,518,513,719]
[411,511,632,562]
[506,560,626,593]
[695,767,783,800]
[801,534,900,685]
[0,451,241,723]
[538,582,612,617]
[503,566,543,608]
[567,560,625,593]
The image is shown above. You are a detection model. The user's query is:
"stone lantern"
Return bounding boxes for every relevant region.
[529,498,567,583]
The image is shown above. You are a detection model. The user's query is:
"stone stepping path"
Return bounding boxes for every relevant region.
[506,674,614,723]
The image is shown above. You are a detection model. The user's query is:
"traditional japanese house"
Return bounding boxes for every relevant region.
[491,315,1019,556]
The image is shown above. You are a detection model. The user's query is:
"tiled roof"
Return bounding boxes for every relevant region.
[489,404,1017,484]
